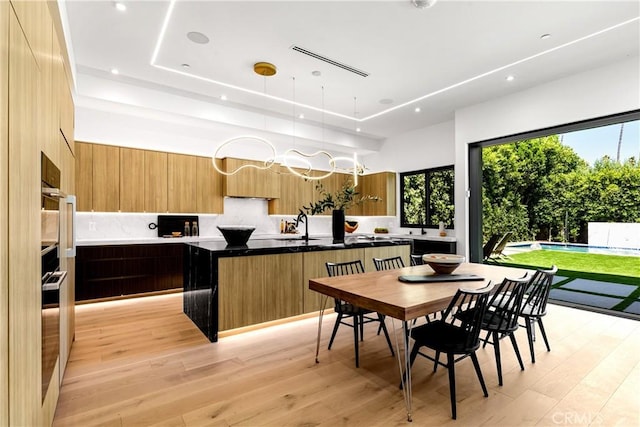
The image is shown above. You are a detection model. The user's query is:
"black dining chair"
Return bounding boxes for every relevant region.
[325,260,394,368]
[480,276,530,386]
[410,254,424,266]
[520,265,558,363]
[373,255,405,270]
[373,255,435,325]
[402,284,494,419]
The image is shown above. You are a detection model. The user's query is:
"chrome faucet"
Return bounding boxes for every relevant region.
[296,210,309,242]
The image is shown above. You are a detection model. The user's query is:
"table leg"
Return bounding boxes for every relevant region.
[392,318,413,422]
[315,295,329,363]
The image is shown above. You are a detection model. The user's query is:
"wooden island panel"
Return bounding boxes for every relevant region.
[218,253,303,330]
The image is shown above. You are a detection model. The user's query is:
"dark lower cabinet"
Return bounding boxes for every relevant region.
[76,244,183,301]
[412,239,457,255]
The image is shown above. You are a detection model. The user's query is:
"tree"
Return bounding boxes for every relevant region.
[482,136,586,241]
[483,136,640,244]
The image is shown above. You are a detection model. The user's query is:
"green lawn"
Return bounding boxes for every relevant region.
[497,250,640,285]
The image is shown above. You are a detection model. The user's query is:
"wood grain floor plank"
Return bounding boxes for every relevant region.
[54,293,640,426]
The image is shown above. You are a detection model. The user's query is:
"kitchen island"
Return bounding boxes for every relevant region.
[183,237,411,342]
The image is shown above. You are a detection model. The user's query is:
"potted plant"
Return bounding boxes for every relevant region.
[302,178,380,243]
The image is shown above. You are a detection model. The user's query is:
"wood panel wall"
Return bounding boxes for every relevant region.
[8,6,42,425]
[0,1,9,424]
[2,1,75,424]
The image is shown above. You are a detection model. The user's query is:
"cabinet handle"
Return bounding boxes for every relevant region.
[65,195,77,258]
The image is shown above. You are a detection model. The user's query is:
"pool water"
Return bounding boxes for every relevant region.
[511,242,640,257]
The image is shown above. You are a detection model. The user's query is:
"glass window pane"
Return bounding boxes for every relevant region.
[402,173,425,225]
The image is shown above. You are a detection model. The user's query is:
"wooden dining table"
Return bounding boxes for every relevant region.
[309,262,532,422]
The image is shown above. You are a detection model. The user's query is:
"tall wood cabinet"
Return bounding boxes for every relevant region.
[119,147,145,212]
[0,2,9,424]
[2,1,75,424]
[168,153,197,213]
[92,144,119,212]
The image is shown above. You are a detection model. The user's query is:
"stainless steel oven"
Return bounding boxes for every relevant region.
[40,152,69,401]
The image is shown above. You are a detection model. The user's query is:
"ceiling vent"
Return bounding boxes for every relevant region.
[290,45,369,78]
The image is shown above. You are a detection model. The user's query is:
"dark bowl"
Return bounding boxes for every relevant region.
[422,254,465,274]
[217,226,255,246]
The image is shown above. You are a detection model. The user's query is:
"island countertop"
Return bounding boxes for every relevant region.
[185,235,412,257]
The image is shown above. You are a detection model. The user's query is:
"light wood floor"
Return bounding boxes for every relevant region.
[53,293,640,426]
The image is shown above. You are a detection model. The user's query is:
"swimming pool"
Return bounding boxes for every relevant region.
[510,242,640,257]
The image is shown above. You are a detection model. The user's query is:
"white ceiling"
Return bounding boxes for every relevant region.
[63,0,640,150]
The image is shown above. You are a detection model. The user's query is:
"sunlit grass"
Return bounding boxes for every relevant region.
[497,250,640,285]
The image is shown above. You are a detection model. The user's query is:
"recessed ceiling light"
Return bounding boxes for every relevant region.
[220,94,227,101]
[311,70,321,77]
[110,68,119,75]
[356,127,361,132]
[540,33,551,40]
[414,107,421,113]
[298,113,305,119]
[506,75,515,82]
[181,63,190,68]
[114,2,126,12]
[187,31,210,44]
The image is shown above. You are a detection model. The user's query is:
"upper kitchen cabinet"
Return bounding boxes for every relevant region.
[119,147,145,212]
[168,153,197,213]
[360,172,396,216]
[92,144,120,212]
[144,150,168,213]
[75,142,93,211]
[196,156,223,214]
[268,167,315,215]
[222,157,280,199]
[58,64,74,152]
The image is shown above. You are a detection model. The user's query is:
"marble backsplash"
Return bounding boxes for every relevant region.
[76,197,398,241]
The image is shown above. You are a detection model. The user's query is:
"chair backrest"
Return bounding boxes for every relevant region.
[373,256,405,271]
[523,265,558,316]
[482,234,501,260]
[484,276,529,332]
[445,284,493,351]
[326,260,365,311]
[326,260,365,277]
[410,254,424,266]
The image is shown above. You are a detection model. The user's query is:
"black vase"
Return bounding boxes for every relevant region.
[332,209,345,243]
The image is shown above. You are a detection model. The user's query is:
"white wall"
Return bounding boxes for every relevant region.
[454,57,640,257]
[362,120,456,236]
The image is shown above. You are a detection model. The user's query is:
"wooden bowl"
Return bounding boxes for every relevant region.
[422,254,465,274]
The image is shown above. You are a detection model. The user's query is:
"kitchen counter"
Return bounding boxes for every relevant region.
[183,236,412,342]
[186,235,412,257]
[76,233,417,247]
[388,233,456,242]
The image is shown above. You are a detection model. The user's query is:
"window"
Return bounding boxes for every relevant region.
[400,165,455,228]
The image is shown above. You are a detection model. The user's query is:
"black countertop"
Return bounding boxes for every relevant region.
[186,236,412,257]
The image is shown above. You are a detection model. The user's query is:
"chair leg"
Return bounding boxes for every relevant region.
[470,352,488,397]
[327,313,343,350]
[359,314,364,342]
[447,353,457,420]
[377,313,395,357]
[353,314,360,368]
[537,318,551,352]
[509,332,525,371]
[524,316,536,363]
[492,331,503,386]
[482,330,491,348]
[433,351,440,373]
